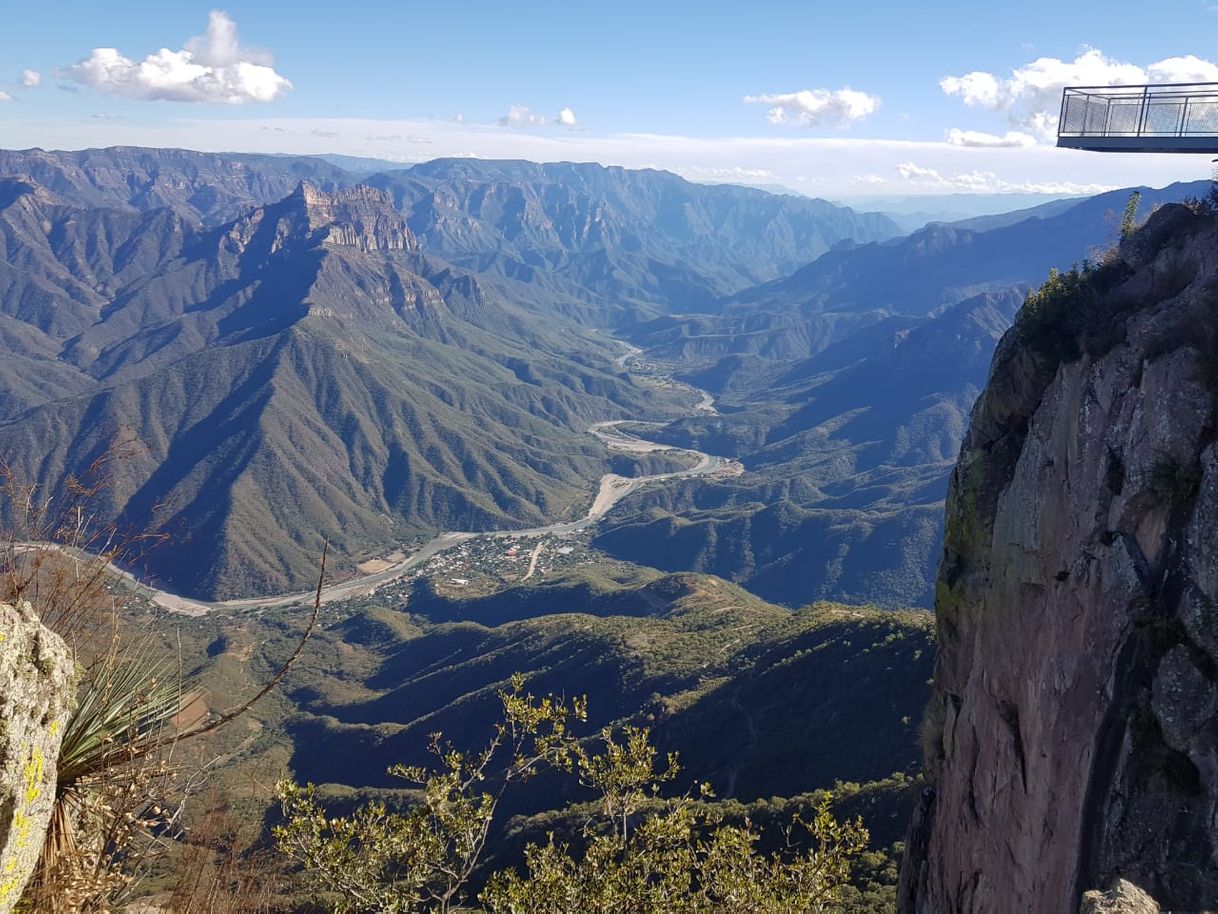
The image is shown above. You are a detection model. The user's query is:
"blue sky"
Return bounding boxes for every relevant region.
[4,0,1218,196]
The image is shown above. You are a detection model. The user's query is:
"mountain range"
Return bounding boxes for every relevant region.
[0,148,895,599]
[0,145,1205,605]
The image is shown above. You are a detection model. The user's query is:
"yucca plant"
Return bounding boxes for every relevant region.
[1,458,323,912]
[24,639,199,912]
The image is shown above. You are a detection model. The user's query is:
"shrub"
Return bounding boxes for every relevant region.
[275,681,870,913]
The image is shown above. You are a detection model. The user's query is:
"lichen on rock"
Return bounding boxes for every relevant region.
[0,601,75,913]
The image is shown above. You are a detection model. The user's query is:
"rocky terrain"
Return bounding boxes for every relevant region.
[900,202,1218,911]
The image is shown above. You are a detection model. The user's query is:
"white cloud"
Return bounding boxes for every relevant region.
[0,91,12,103]
[679,165,776,183]
[939,71,1001,109]
[499,104,580,129]
[20,69,40,89]
[498,104,547,127]
[894,160,1113,195]
[897,162,941,182]
[947,128,1037,148]
[743,87,880,127]
[941,48,1218,139]
[1147,54,1218,83]
[65,11,291,104]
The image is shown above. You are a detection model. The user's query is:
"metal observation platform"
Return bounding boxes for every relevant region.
[1057,83,1218,153]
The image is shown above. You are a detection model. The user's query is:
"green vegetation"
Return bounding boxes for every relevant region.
[1014,264,1098,365]
[275,677,584,913]
[1120,191,1142,242]
[275,681,870,913]
[110,566,930,911]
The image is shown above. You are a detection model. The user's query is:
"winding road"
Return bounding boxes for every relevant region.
[108,362,737,616]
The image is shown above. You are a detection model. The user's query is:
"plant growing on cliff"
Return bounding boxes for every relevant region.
[1015,264,1094,364]
[1120,191,1142,242]
[1151,454,1203,511]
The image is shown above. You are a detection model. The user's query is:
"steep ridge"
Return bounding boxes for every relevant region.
[0,149,901,320]
[900,202,1218,911]
[0,181,679,599]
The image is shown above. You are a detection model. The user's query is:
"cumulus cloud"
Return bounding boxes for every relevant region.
[896,162,941,182]
[498,104,547,127]
[20,69,40,89]
[65,10,291,104]
[743,87,880,127]
[0,91,12,103]
[940,71,1002,108]
[947,128,1037,148]
[941,48,1218,139]
[1147,54,1218,83]
[498,104,579,128]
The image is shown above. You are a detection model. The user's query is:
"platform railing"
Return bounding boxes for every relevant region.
[1059,83,1218,140]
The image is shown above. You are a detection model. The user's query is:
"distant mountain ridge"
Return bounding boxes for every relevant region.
[367,158,900,312]
[0,146,908,599]
[0,148,901,316]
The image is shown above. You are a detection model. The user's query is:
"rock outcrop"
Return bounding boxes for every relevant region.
[221,181,417,259]
[0,601,75,913]
[295,183,416,252]
[900,203,1218,912]
[1080,879,1161,914]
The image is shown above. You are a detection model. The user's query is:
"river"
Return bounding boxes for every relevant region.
[86,355,733,615]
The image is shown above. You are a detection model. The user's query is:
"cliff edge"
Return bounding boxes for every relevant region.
[900,201,1218,912]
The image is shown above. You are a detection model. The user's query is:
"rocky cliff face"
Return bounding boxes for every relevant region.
[296,183,416,253]
[900,203,1218,912]
[0,602,75,913]
[219,181,417,260]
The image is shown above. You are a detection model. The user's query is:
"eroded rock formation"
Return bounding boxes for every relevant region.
[900,203,1218,912]
[0,601,75,913]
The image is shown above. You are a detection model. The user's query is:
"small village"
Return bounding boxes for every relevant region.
[321,527,608,619]
[416,529,594,595]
